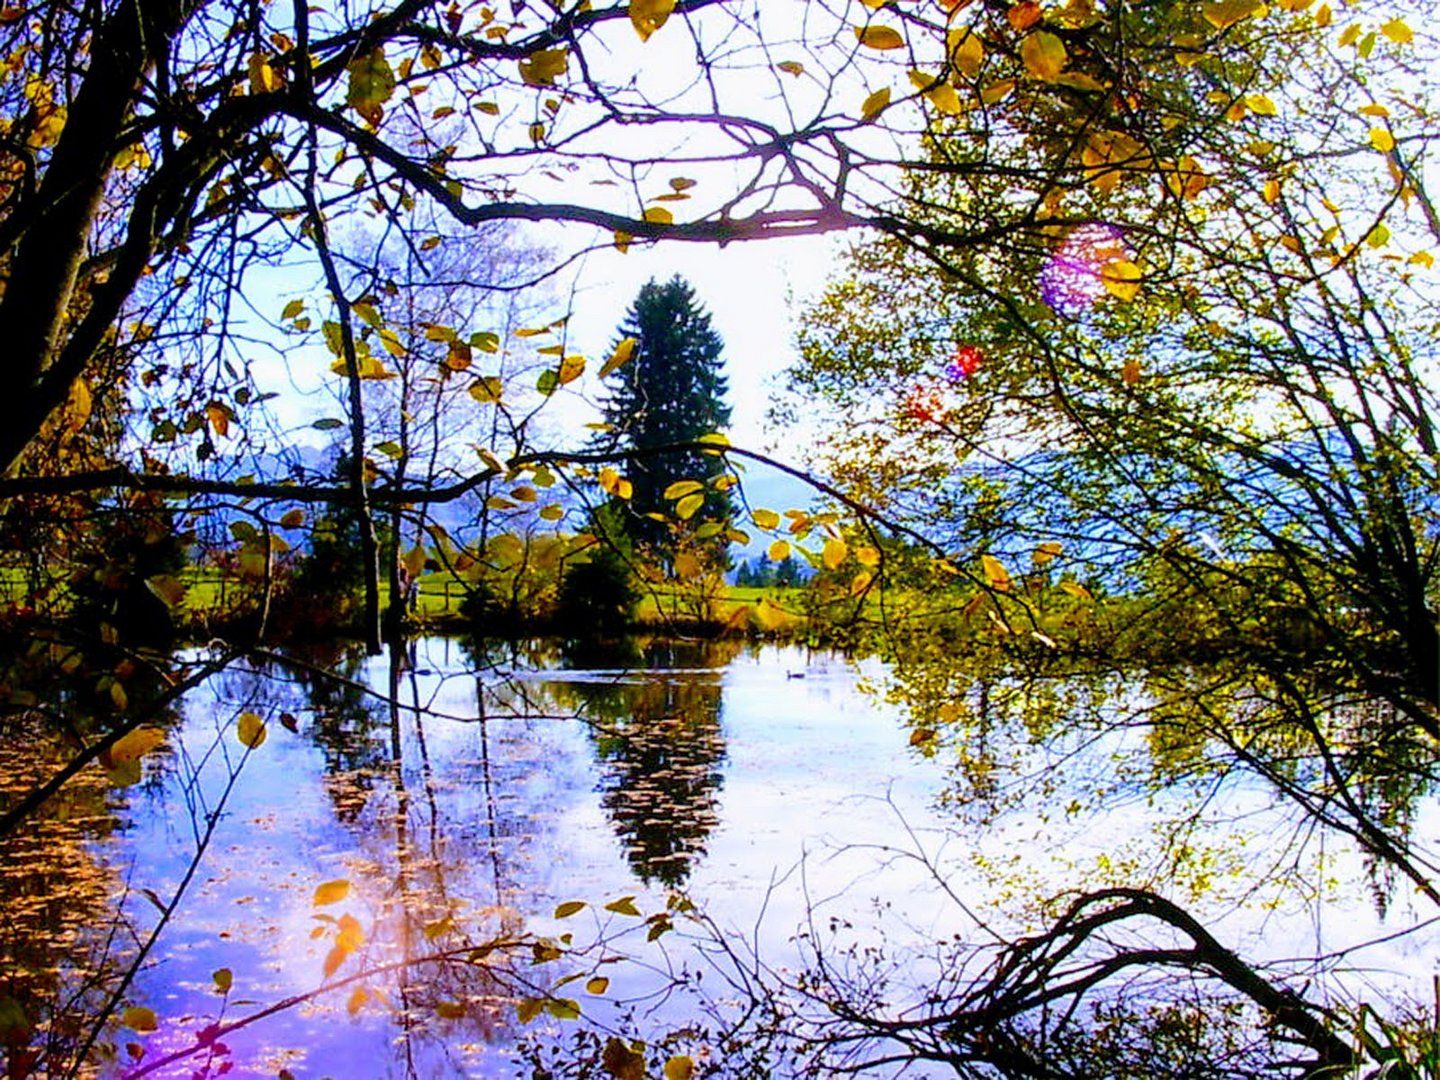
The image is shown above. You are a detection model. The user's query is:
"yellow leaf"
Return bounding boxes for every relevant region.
[1262,178,1280,204]
[673,551,703,579]
[1358,103,1390,118]
[642,206,673,225]
[629,0,676,41]
[1408,251,1434,268]
[860,86,891,121]
[613,231,632,253]
[249,51,282,95]
[347,988,369,1015]
[777,60,804,76]
[601,337,637,377]
[1203,0,1266,29]
[519,48,568,87]
[1336,23,1359,47]
[1313,2,1330,26]
[1061,580,1093,600]
[1369,128,1394,152]
[767,539,792,562]
[109,727,165,764]
[402,544,427,577]
[313,879,351,906]
[849,569,874,596]
[322,944,347,980]
[854,25,905,50]
[469,376,502,404]
[925,81,962,114]
[558,354,585,385]
[1034,541,1063,564]
[665,479,704,499]
[378,327,406,359]
[822,538,848,570]
[586,976,610,995]
[947,28,983,78]
[122,1007,157,1033]
[554,900,586,918]
[236,712,267,750]
[981,554,1011,591]
[280,509,305,528]
[1380,18,1411,44]
[477,100,499,115]
[435,1001,465,1019]
[539,504,564,521]
[664,1057,696,1080]
[1246,94,1277,116]
[1122,358,1142,385]
[1100,259,1142,301]
[516,998,544,1025]
[1020,31,1066,81]
[979,79,1016,105]
[212,968,233,994]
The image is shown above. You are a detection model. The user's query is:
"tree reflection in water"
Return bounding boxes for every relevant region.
[556,638,741,887]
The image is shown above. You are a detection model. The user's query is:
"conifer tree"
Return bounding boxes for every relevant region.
[599,276,733,556]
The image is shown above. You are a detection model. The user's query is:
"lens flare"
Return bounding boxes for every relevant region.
[1040,223,1128,317]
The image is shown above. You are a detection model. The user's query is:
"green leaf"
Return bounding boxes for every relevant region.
[346,49,396,124]
[554,900,586,918]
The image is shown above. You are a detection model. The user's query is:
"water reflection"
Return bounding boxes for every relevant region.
[552,639,741,886]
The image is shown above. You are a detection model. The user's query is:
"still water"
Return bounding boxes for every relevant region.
[3,638,1436,1078]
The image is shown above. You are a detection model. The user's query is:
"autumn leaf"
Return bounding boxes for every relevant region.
[752,508,781,530]
[313,879,351,906]
[1369,127,1395,152]
[604,895,642,916]
[822,538,848,570]
[981,554,1011,591]
[236,712,267,749]
[642,206,673,225]
[854,25,905,50]
[558,354,585,385]
[600,337,637,377]
[122,1007,157,1034]
[212,969,233,994]
[630,0,676,42]
[665,479,704,500]
[554,900,586,918]
[519,48,568,87]
[675,493,704,520]
[346,49,395,125]
[777,60,805,76]
[602,1037,647,1080]
[1020,32,1066,81]
[1380,18,1412,44]
[1203,0,1265,29]
[860,86,891,121]
[470,376,502,404]
[1100,259,1142,301]
[767,539,792,561]
[947,28,983,78]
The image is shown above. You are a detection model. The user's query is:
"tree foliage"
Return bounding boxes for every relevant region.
[597,276,733,557]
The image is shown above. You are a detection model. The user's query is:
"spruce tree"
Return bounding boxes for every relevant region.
[599,276,733,556]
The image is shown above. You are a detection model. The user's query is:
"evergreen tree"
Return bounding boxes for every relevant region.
[599,276,733,556]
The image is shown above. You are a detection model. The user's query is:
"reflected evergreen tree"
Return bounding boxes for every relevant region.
[598,276,733,559]
[556,639,741,886]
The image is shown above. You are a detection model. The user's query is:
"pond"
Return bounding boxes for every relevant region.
[2,637,1436,1078]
